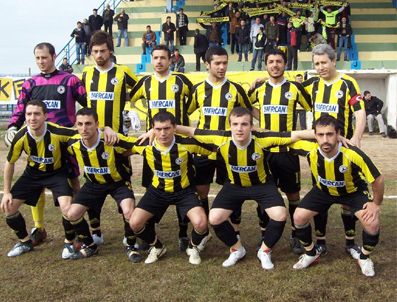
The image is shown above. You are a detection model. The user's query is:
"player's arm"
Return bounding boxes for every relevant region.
[361,174,384,223]
[1,161,15,212]
[294,81,312,111]
[130,76,147,104]
[125,67,138,90]
[290,129,315,142]
[175,125,196,137]
[70,75,87,107]
[349,92,366,147]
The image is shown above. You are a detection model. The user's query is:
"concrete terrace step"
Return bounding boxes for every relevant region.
[355,35,397,43]
[352,21,397,29]
[351,8,396,14]
[351,2,394,8]
[350,14,397,21]
[353,27,397,35]
[356,43,397,51]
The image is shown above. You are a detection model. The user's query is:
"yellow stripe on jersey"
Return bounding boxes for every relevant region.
[193,129,292,186]
[289,140,381,196]
[82,64,138,133]
[130,72,192,128]
[187,78,252,130]
[7,122,76,173]
[249,79,311,152]
[302,74,364,139]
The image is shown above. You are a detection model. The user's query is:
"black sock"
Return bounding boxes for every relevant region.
[341,210,357,246]
[262,219,286,249]
[87,208,102,237]
[230,209,241,237]
[135,221,156,245]
[361,230,380,257]
[70,217,94,246]
[295,223,313,251]
[123,218,136,246]
[191,228,209,246]
[62,215,76,242]
[257,206,270,238]
[289,199,300,237]
[314,212,328,245]
[176,207,188,238]
[212,220,238,247]
[6,212,28,240]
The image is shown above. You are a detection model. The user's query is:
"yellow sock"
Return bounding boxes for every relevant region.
[31,191,46,229]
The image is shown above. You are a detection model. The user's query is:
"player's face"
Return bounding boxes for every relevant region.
[315,125,339,156]
[25,105,47,131]
[76,115,99,141]
[152,50,171,75]
[230,114,253,145]
[153,120,175,147]
[206,55,228,81]
[34,47,56,74]
[313,54,336,81]
[91,43,112,67]
[266,54,285,79]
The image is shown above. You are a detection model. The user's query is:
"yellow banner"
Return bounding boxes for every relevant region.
[248,8,279,17]
[196,16,230,23]
[201,3,227,16]
[277,5,296,16]
[0,77,20,102]
[320,0,343,6]
[289,3,313,9]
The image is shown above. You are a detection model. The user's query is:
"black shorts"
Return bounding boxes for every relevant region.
[299,187,369,214]
[193,155,226,185]
[212,181,285,214]
[11,168,72,206]
[73,180,135,210]
[267,152,300,193]
[137,186,201,223]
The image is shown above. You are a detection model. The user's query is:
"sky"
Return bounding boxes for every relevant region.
[0,0,101,76]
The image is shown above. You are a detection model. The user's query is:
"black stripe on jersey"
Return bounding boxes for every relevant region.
[307,156,317,186]
[144,76,152,124]
[80,142,97,183]
[90,69,100,112]
[153,148,166,189]
[343,78,359,97]
[228,143,242,186]
[174,76,183,125]
[27,134,40,170]
[334,153,348,195]
[231,81,251,109]
[312,79,320,108]
[105,67,117,129]
[264,84,273,129]
[170,145,183,192]
[279,82,290,132]
[349,146,381,179]
[7,128,27,162]
[337,83,349,137]
[95,142,115,183]
[218,82,230,129]
[43,132,54,172]
[247,141,261,185]
[350,162,366,191]
[316,150,328,192]
[203,81,213,129]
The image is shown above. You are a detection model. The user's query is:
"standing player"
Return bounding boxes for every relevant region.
[302,44,366,257]
[290,115,383,277]
[4,42,87,247]
[249,48,312,254]
[130,44,193,251]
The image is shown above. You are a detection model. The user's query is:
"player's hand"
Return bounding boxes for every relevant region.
[338,135,352,148]
[137,129,154,145]
[361,202,380,223]
[103,127,119,145]
[1,193,13,213]
[349,136,361,148]
[250,77,266,92]
[5,126,18,148]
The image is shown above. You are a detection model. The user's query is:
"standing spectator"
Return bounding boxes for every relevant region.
[304,11,316,50]
[250,18,264,49]
[265,15,279,53]
[229,10,241,54]
[70,21,86,65]
[320,4,347,49]
[170,48,185,73]
[250,27,266,71]
[142,25,157,55]
[193,29,209,71]
[336,16,352,61]
[200,22,221,47]
[236,19,250,62]
[82,18,92,55]
[364,91,387,137]
[290,10,305,50]
[114,9,129,47]
[162,16,176,52]
[103,4,115,36]
[88,8,103,33]
[59,57,73,74]
[277,12,289,46]
[176,8,189,46]
[287,21,299,70]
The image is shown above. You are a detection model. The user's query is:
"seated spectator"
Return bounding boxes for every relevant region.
[336,16,352,61]
[70,21,86,65]
[250,26,266,71]
[193,29,209,72]
[162,16,176,52]
[142,25,157,55]
[364,91,387,137]
[170,49,185,73]
[59,58,73,74]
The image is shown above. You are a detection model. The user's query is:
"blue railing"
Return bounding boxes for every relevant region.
[56,0,123,67]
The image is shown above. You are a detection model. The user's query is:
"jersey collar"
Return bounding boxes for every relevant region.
[81,129,101,151]
[152,136,175,154]
[267,77,286,87]
[231,133,252,150]
[27,122,47,142]
[317,142,342,162]
[205,77,227,89]
[321,72,343,86]
[154,70,172,83]
[95,62,115,73]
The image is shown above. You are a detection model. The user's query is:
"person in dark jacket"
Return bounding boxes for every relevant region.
[336,16,352,61]
[70,21,86,64]
[162,16,176,52]
[82,18,92,55]
[114,9,129,47]
[236,19,250,62]
[170,48,185,73]
[176,8,189,45]
[59,57,74,73]
[199,22,221,48]
[88,9,103,32]
[363,91,387,137]
[250,26,266,71]
[193,29,209,71]
[103,4,115,36]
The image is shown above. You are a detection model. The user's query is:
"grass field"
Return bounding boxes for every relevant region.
[0,132,396,302]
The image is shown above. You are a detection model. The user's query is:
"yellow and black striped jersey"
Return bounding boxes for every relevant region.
[129,136,214,192]
[130,72,193,127]
[82,63,138,133]
[249,79,311,152]
[7,122,76,173]
[302,74,364,139]
[67,132,137,184]
[193,129,293,187]
[289,140,381,196]
[187,78,252,130]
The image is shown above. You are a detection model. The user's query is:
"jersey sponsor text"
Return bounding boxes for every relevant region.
[149,99,176,109]
[315,103,339,113]
[262,105,288,114]
[84,166,111,174]
[202,106,227,116]
[318,176,345,187]
[230,165,257,173]
[89,91,115,101]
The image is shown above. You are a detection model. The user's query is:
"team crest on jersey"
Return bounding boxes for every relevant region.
[336,90,344,98]
[171,84,179,93]
[284,92,292,99]
[57,85,65,94]
[175,157,183,165]
[225,92,233,100]
[48,144,55,152]
[111,77,118,85]
[339,165,348,173]
[251,153,261,160]
[101,152,110,160]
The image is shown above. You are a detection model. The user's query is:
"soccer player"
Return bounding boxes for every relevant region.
[302,44,366,257]
[1,100,76,258]
[249,48,312,254]
[128,112,212,265]
[290,115,383,277]
[176,107,317,269]
[82,30,138,245]
[130,44,193,251]
[4,42,87,247]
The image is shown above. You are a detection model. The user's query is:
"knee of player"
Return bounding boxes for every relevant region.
[129,217,144,233]
[209,212,225,226]
[293,209,309,226]
[192,215,208,233]
[67,207,84,222]
[363,220,380,235]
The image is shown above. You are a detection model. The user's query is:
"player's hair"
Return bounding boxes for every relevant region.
[152,111,176,127]
[151,45,171,59]
[26,100,47,114]
[76,107,99,122]
[314,115,339,133]
[265,48,287,65]
[205,46,228,64]
[34,42,56,56]
[89,30,114,52]
[295,73,303,78]
[229,107,253,126]
[363,90,371,96]
[312,43,336,61]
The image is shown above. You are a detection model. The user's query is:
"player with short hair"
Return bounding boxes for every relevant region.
[290,115,383,277]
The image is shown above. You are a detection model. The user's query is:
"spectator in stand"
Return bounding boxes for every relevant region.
[364,91,387,137]
[294,73,307,129]
[250,26,266,71]
[277,11,289,46]
[200,22,221,48]
[304,11,316,50]
[82,18,92,56]
[114,9,129,47]
[162,16,176,52]
[88,8,103,33]
[59,58,73,74]
[236,19,250,62]
[142,25,157,55]
[250,18,265,49]
[170,48,185,73]
[176,8,189,46]
[320,4,347,49]
[336,16,352,61]
[229,10,241,54]
[70,21,86,65]
[290,10,305,51]
[287,21,299,70]
[265,15,279,53]
[103,4,115,36]
[193,29,209,71]
[309,32,327,48]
